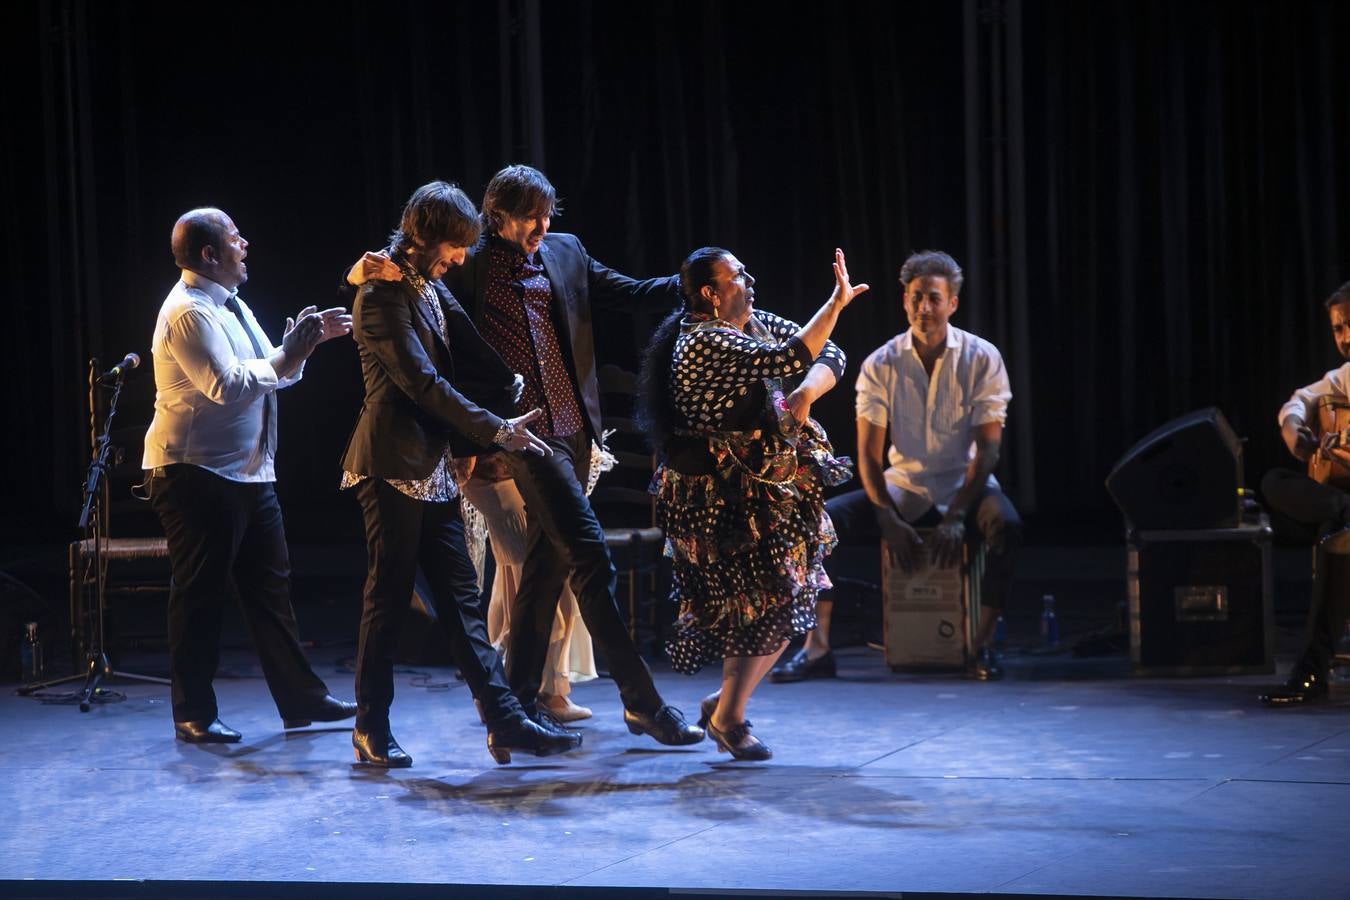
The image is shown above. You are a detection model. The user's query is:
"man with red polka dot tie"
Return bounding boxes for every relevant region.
[346,166,702,747]
[452,165,703,745]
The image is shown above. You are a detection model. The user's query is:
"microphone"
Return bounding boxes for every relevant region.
[100,352,141,379]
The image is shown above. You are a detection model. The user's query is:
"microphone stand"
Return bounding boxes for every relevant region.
[19,359,169,710]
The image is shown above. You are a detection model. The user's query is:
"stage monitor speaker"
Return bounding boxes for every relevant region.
[1127,523,1273,675]
[1106,407,1243,530]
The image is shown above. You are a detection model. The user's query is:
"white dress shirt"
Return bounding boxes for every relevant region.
[855,324,1011,520]
[1278,362,1350,428]
[142,270,302,482]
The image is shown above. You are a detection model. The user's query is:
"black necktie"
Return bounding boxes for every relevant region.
[224,295,277,459]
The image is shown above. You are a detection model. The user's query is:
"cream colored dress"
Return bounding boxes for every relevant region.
[461,469,598,697]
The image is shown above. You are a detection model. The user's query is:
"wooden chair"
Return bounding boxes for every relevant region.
[66,427,170,667]
[67,535,170,666]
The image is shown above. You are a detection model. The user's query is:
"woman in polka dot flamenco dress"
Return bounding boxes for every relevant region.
[637,246,869,760]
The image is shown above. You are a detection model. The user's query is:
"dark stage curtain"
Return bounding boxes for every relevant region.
[7,0,1349,547]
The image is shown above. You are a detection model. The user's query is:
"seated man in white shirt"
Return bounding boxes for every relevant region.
[143,207,356,743]
[1259,281,1350,706]
[772,249,1021,683]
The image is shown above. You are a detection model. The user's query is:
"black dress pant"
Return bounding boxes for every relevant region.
[504,430,662,715]
[353,478,523,733]
[149,464,330,724]
[1261,467,1350,672]
[824,484,1023,611]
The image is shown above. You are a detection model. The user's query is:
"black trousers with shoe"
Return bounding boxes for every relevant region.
[352,478,524,733]
[504,430,662,715]
[149,464,330,724]
[1261,467,1350,673]
[824,484,1023,611]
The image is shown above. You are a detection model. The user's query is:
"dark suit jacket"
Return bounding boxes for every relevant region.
[442,232,681,441]
[340,275,516,479]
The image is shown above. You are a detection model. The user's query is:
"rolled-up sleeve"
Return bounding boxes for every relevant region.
[166,307,278,406]
[970,347,1011,426]
[855,349,890,427]
[1279,365,1350,427]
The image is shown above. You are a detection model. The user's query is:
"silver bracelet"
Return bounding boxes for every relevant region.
[493,421,514,447]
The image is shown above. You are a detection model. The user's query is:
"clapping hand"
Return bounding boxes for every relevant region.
[316,307,353,342]
[281,309,324,357]
[286,306,352,345]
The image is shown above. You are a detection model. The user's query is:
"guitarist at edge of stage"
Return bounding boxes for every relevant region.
[1259,279,1350,707]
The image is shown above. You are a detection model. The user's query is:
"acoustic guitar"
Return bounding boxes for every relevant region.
[1307,395,1350,488]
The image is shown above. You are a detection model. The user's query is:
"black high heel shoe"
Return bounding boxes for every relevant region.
[352,728,413,768]
[706,718,772,761]
[697,695,718,730]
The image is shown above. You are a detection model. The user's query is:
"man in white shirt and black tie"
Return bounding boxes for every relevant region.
[772,249,1022,683]
[143,207,356,743]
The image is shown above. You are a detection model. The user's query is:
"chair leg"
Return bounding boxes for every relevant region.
[68,542,84,669]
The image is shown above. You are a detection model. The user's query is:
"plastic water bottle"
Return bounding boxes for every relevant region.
[1040,594,1059,648]
[20,622,42,684]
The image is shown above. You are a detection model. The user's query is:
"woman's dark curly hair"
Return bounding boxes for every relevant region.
[636,247,728,453]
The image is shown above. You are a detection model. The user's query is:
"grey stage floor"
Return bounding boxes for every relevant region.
[3,648,1349,899]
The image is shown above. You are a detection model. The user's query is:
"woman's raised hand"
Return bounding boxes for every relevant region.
[830,248,869,310]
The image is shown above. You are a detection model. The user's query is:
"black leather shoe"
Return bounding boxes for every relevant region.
[707,718,772,761]
[530,706,570,733]
[487,716,583,764]
[770,649,837,683]
[624,704,705,746]
[968,647,1004,681]
[352,728,413,767]
[283,695,358,729]
[174,718,242,744]
[1260,668,1330,706]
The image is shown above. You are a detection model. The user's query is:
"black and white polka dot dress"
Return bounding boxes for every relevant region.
[653,310,850,674]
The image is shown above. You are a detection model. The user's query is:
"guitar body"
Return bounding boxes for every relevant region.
[1308,396,1350,488]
